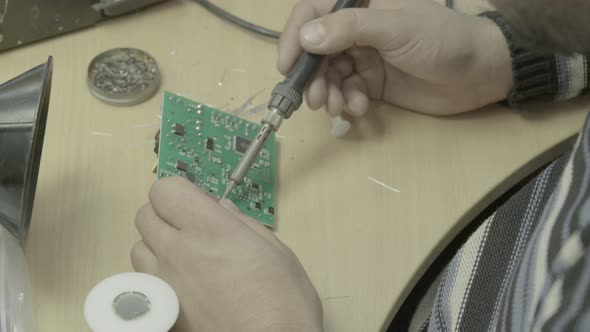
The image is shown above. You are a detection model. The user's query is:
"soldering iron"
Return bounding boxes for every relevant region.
[222,0,360,200]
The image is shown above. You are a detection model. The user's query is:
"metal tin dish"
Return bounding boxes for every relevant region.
[87,48,161,106]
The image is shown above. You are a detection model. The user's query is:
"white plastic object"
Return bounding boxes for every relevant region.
[84,272,179,332]
[0,225,37,332]
[330,115,351,137]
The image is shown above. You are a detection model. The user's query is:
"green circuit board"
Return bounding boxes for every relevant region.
[157,91,276,227]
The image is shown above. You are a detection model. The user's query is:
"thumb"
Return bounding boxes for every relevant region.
[299,8,394,54]
[219,198,241,213]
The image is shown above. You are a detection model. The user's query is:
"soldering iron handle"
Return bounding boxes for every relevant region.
[268,0,360,119]
[283,53,322,94]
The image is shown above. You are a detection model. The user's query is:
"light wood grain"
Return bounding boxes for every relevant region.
[0,1,587,331]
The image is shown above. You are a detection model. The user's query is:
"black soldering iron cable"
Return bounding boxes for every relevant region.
[194,0,281,39]
[196,0,454,39]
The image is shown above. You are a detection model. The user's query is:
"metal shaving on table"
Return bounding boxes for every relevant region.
[87,48,161,106]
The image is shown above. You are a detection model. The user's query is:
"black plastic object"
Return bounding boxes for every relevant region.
[0,57,53,244]
[268,0,360,119]
[0,1,168,52]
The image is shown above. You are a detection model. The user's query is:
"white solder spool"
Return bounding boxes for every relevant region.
[84,273,179,332]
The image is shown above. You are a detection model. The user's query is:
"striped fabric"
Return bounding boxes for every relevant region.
[480,11,590,105]
[407,113,590,331]
[556,54,588,101]
[394,12,590,331]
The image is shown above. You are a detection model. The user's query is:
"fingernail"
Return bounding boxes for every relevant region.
[301,21,326,46]
[346,101,361,115]
[327,107,341,117]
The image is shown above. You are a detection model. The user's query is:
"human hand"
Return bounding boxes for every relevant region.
[132,177,323,332]
[279,0,513,116]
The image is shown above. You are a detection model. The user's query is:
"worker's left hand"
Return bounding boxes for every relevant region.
[132,177,323,332]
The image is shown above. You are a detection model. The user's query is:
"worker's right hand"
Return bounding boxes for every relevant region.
[278,0,513,117]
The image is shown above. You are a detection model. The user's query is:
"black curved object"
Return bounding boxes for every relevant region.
[0,57,52,244]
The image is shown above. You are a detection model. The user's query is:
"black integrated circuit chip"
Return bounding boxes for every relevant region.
[251,182,260,190]
[267,207,274,215]
[176,160,188,172]
[205,138,214,150]
[234,135,252,154]
[186,172,196,183]
[255,202,261,210]
[173,123,185,136]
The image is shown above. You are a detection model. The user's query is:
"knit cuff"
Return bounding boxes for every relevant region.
[479,11,589,106]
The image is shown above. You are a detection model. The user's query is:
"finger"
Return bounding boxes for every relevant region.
[135,203,179,257]
[149,177,217,230]
[347,47,385,99]
[305,55,351,111]
[306,75,328,110]
[342,75,370,116]
[149,177,239,236]
[299,8,403,54]
[330,54,354,78]
[278,0,338,75]
[131,240,159,275]
[219,199,286,250]
[305,60,329,110]
[325,68,345,117]
[326,83,345,117]
[218,198,240,213]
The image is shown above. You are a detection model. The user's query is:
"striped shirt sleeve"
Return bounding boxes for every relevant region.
[410,111,590,332]
[555,54,588,101]
[480,11,590,105]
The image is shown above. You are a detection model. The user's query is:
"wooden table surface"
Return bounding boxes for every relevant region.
[0,1,588,331]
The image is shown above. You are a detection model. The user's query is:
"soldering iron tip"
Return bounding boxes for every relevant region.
[221,181,236,200]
